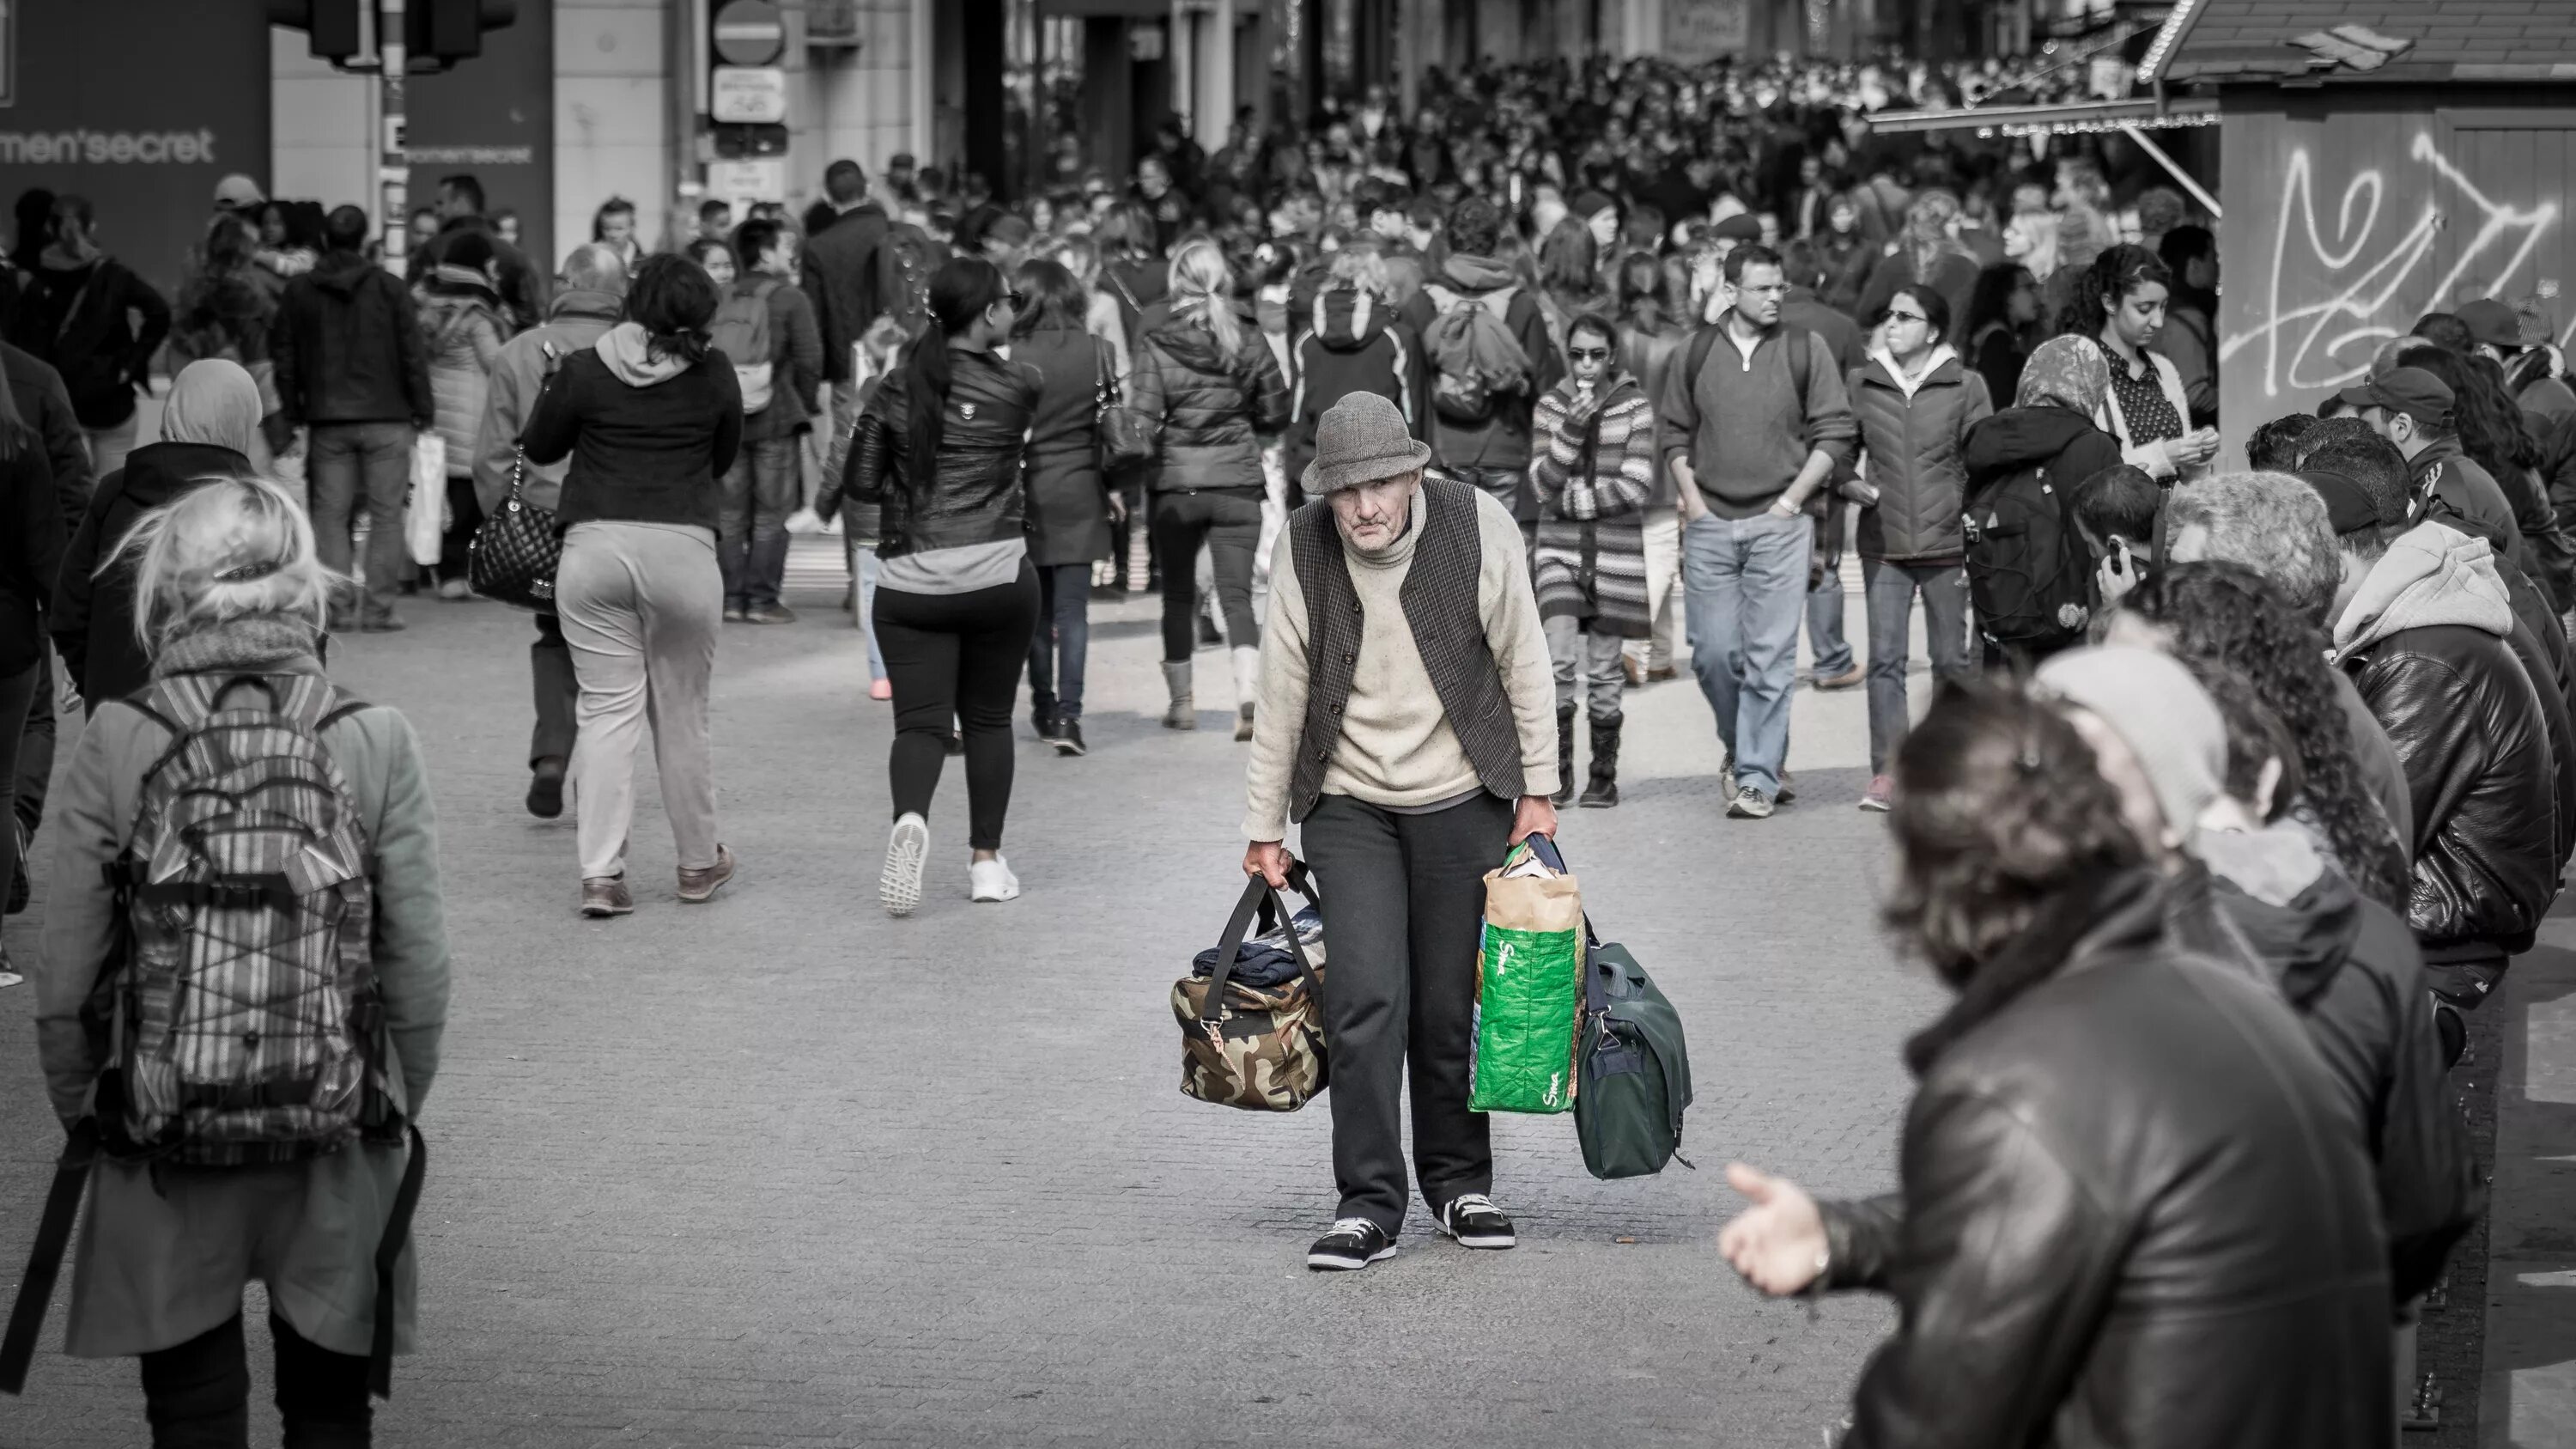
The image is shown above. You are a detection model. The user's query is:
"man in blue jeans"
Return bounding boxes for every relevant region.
[1656,244,1856,819]
[273,205,433,631]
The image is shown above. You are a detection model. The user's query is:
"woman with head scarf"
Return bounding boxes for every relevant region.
[49,359,260,710]
[1955,335,2127,667]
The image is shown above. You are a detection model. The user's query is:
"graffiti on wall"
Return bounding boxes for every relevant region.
[2222,131,2564,399]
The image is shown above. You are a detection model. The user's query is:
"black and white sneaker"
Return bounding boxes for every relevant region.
[1435,1194,1517,1249]
[1306,1217,1397,1271]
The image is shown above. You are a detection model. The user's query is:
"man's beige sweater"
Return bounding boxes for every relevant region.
[1241,484,1558,842]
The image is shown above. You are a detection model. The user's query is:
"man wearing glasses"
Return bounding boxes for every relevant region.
[1656,244,1857,819]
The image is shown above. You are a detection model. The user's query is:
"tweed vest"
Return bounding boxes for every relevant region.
[1286,478,1525,822]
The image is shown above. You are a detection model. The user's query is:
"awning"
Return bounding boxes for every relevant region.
[1865,95,2221,137]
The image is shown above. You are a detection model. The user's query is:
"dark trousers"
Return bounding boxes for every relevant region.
[717,436,800,609]
[1025,562,1092,722]
[1150,488,1261,661]
[1299,790,1510,1234]
[307,421,413,624]
[531,611,578,766]
[876,562,1041,850]
[138,1312,371,1449]
[0,661,39,916]
[434,473,485,582]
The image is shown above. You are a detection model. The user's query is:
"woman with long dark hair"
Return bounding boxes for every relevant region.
[2106,562,2411,909]
[1011,257,1115,755]
[1131,237,1290,740]
[843,256,1044,914]
[523,253,744,918]
[2057,244,2215,480]
[1717,679,2395,1446]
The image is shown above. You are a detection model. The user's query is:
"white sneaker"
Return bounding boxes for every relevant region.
[783,506,823,535]
[880,813,929,916]
[969,855,1021,903]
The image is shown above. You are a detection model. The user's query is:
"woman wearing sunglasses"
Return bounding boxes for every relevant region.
[841,256,1045,914]
[1528,313,1658,807]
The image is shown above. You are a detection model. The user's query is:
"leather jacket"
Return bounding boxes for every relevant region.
[1821,874,2392,1449]
[841,350,1042,558]
[2346,620,2558,959]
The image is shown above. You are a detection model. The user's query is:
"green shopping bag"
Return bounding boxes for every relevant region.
[1469,835,1585,1114]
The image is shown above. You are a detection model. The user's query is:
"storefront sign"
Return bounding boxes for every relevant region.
[1666,0,1748,61]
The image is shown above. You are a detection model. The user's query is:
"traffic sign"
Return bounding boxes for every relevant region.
[711,65,787,124]
[711,0,785,66]
[708,157,787,205]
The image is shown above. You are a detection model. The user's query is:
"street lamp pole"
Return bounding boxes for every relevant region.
[381,0,412,273]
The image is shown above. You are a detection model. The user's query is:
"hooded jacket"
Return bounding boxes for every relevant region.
[520,322,743,533]
[2334,521,2558,959]
[2201,823,2482,1306]
[1962,403,2125,508]
[1131,307,1290,495]
[1397,253,1564,474]
[471,285,623,516]
[1850,346,1994,563]
[407,214,545,331]
[1819,873,2394,1449]
[416,276,507,472]
[48,441,249,703]
[1283,287,1429,496]
[272,250,434,429]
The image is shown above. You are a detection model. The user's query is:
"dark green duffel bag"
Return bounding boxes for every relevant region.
[1574,937,1694,1179]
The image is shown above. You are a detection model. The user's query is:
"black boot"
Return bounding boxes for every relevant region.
[1552,704,1577,806]
[1580,712,1621,808]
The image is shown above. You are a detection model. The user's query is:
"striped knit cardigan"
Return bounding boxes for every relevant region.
[1528,371,1656,638]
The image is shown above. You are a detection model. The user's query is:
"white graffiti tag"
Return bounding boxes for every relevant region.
[2221,131,2562,398]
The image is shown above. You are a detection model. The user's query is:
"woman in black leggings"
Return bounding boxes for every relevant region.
[843,257,1044,916]
[1131,236,1290,740]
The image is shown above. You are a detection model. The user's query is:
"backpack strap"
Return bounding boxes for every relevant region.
[368,1124,428,1399]
[0,1119,101,1395]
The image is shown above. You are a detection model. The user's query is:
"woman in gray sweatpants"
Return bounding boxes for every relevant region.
[522,256,748,918]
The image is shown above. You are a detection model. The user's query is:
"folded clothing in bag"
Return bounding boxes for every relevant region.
[1189,904,1326,989]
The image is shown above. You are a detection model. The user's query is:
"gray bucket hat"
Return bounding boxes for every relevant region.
[1301,393,1433,495]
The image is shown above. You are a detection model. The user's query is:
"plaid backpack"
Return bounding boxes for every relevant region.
[100,673,388,1166]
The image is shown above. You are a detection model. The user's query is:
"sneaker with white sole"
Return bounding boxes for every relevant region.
[1436,1194,1516,1249]
[1306,1217,1397,1271]
[969,855,1021,903]
[881,813,930,916]
[1727,786,1776,820]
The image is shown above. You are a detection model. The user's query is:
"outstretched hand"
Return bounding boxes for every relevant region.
[1716,1162,1829,1297]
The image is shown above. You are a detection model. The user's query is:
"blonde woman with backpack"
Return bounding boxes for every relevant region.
[34,473,449,1446]
[1131,237,1290,739]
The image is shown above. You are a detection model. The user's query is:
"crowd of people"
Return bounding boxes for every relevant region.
[0,44,2573,1445]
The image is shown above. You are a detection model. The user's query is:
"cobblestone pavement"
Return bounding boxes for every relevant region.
[0,563,2549,1446]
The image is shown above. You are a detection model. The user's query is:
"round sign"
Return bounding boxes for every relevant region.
[712,0,786,66]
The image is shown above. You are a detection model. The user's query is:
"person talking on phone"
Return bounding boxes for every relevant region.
[1845,283,1991,812]
[2057,245,2217,483]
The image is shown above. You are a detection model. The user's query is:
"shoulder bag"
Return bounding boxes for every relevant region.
[467,444,562,611]
[1095,338,1157,473]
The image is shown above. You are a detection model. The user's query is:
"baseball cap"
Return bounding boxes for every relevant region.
[2455,297,2522,350]
[2336,367,2454,429]
[212,174,266,211]
[1711,212,1763,243]
[2294,470,2380,537]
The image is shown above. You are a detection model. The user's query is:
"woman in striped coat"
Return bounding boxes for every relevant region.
[1528,311,1656,808]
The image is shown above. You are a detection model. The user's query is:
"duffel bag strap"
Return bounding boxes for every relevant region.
[1202,866,1327,1023]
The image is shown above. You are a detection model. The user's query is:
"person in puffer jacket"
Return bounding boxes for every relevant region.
[415,232,508,594]
[1283,249,1429,508]
[1847,283,1992,810]
[1132,237,1291,741]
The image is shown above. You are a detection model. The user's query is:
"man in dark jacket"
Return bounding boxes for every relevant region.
[3,340,88,920]
[799,159,889,405]
[720,218,825,625]
[1398,197,1563,523]
[476,242,628,819]
[1283,275,1429,507]
[274,205,434,632]
[2330,506,2557,978]
[7,195,167,480]
[407,174,544,331]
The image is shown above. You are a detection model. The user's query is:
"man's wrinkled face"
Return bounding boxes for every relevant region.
[1330,472,1421,554]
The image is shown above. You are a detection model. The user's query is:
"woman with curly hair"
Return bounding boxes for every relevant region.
[1717,678,2393,1446]
[2105,561,2411,910]
[2056,243,2217,481]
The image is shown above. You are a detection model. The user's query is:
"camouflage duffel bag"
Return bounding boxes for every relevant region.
[1174,863,1328,1111]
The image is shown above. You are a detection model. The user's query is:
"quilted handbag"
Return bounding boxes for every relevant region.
[1173,862,1328,1112]
[466,446,562,611]
[1094,340,1158,473]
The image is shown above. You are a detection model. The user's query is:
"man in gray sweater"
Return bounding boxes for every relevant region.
[1657,244,1858,819]
[1242,393,1559,1272]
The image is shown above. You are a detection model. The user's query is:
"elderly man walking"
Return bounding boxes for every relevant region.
[1241,393,1560,1271]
